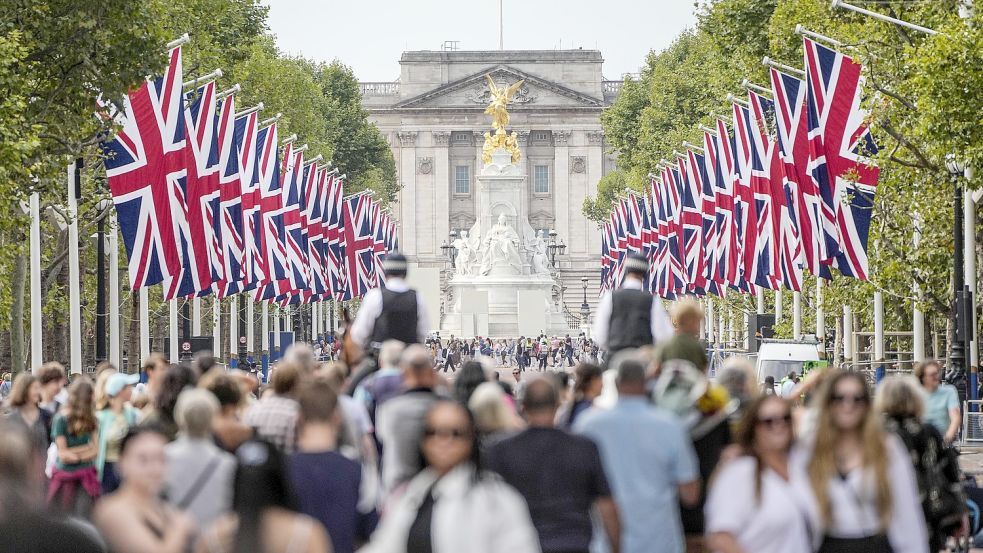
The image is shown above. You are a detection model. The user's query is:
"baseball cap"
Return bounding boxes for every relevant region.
[106,373,140,397]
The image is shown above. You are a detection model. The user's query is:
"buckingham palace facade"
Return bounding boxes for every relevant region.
[360,48,623,321]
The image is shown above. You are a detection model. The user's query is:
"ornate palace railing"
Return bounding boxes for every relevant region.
[359,82,400,96]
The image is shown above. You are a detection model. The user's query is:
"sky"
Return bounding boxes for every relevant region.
[263,0,699,82]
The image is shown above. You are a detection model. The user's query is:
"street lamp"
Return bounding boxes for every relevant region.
[440,230,459,268]
[580,276,590,322]
[947,153,970,402]
[547,229,566,267]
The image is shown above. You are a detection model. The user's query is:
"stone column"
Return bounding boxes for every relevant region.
[586,130,604,261]
[553,130,571,251]
[397,131,418,256]
[433,131,451,251]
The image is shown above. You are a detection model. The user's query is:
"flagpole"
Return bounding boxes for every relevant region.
[67,161,83,374]
[912,212,925,363]
[312,302,319,344]
[843,305,854,369]
[830,0,940,36]
[273,307,281,361]
[246,297,255,359]
[169,299,179,363]
[108,214,120,369]
[229,297,239,368]
[261,300,269,372]
[706,299,715,344]
[762,56,805,78]
[816,279,825,342]
[29,192,42,369]
[192,296,201,335]
[873,291,884,380]
[212,297,220,361]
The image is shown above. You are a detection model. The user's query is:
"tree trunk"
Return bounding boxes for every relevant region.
[10,249,27,374]
[126,292,139,374]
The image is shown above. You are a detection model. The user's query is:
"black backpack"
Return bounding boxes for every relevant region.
[890,418,966,536]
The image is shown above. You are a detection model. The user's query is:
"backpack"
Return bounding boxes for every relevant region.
[891,418,966,536]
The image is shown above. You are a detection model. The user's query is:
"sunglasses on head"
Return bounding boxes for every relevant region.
[831,393,868,406]
[423,427,472,440]
[756,413,792,429]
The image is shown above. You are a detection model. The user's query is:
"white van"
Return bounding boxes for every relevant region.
[755,339,822,385]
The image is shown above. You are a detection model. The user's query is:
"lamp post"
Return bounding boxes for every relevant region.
[546,229,566,267]
[580,276,590,327]
[440,230,458,268]
[947,153,969,403]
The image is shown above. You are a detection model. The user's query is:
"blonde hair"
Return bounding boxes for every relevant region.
[93,367,118,411]
[874,375,925,419]
[670,297,704,328]
[468,382,516,433]
[808,371,892,531]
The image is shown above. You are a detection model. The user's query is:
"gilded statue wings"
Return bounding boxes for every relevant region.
[485,74,525,103]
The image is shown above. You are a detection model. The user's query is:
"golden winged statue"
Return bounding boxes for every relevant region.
[481,74,524,164]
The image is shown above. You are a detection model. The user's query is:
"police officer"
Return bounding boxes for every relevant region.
[592,253,673,355]
[350,254,431,349]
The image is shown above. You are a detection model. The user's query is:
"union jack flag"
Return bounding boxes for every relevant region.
[803,38,879,280]
[678,153,706,293]
[323,173,347,301]
[102,46,186,291]
[771,67,828,282]
[280,147,310,295]
[255,124,288,302]
[732,102,761,293]
[304,165,328,299]
[745,91,781,290]
[713,119,743,290]
[693,149,719,296]
[215,95,245,297]
[236,109,261,292]
[371,202,389,286]
[342,193,377,299]
[166,81,222,300]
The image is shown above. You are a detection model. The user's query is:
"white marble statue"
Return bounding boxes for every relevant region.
[529,230,550,275]
[452,230,478,277]
[479,213,523,276]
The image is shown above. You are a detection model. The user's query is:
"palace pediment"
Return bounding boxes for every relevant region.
[395,65,604,110]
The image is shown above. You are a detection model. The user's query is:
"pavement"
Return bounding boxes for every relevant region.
[960,446,983,477]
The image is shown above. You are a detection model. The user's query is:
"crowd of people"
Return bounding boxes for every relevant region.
[0,251,971,553]
[423,333,602,371]
[0,308,969,553]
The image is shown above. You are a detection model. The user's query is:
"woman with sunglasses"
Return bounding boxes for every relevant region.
[362,400,540,553]
[791,370,927,553]
[705,395,810,553]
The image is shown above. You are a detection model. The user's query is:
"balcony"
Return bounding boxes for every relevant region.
[359,82,400,96]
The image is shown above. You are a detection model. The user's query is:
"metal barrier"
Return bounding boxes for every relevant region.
[962,400,983,444]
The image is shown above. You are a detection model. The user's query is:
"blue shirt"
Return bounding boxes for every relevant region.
[574,397,698,553]
[923,383,959,435]
[289,451,375,553]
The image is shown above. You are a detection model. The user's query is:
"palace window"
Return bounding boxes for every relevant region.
[534,165,550,194]
[455,165,470,194]
[531,130,551,143]
[452,131,472,144]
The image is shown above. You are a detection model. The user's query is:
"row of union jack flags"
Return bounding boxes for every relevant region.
[601,37,879,298]
[101,45,398,305]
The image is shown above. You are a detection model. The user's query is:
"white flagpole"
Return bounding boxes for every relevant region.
[913,211,926,362]
[67,162,83,374]
[169,299,179,363]
[212,297,221,358]
[246,297,255,356]
[139,287,150,365]
[273,308,281,357]
[816,279,825,340]
[843,305,854,368]
[29,192,42,369]
[108,215,120,369]
[965,189,978,370]
[192,296,201,335]
[229,297,238,366]
[706,299,715,344]
[312,302,320,343]
[874,291,885,367]
[756,289,764,315]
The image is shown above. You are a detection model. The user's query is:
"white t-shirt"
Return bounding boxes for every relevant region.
[705,456,811,553]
